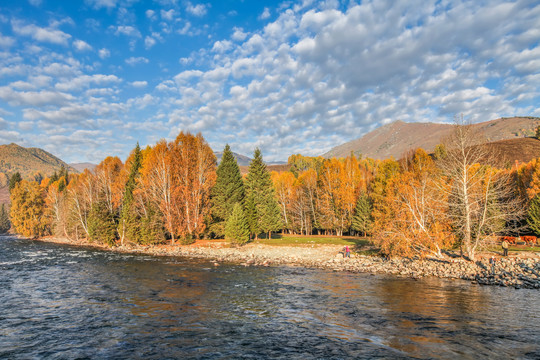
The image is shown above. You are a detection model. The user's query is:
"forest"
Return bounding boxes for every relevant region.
[7,125,540,261]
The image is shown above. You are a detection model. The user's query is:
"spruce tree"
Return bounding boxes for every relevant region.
[88,201,117,246]
[119,143,142,244]
[527,194,540,235]
[0,203,10,233]
[210,144,245,237]
[140,203,165,245]
[244,148,282,239]
[8,172,22,193]
[351,192,373,236]
[225,203,250,246]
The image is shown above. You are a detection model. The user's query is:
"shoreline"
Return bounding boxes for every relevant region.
[24,235,540,289]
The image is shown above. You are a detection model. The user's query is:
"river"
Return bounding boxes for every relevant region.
[1,235,539,359]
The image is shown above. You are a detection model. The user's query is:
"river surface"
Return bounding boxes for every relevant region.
[1,235,539,359]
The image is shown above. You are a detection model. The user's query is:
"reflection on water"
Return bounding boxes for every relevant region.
[1,235,539,359]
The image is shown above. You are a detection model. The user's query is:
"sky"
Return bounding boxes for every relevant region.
[0,0,539,164]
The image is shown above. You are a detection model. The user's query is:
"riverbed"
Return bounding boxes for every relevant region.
[1,235,539,359]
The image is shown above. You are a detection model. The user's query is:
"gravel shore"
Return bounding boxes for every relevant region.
[35,236,540,289]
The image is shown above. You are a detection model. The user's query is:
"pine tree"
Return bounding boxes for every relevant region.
[88,201,117,246]
[139,203,165,245]
[536,126,540,140]
[0,203,10,233]
[119,143,142,245]
[351,192,373,236]
[225,203,250,246]
[244,148,282,239]
[527,194,540,235]
[210,144,245,237]
[8,172,22,193]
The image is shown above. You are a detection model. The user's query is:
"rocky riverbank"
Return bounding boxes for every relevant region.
[34,236,540,289]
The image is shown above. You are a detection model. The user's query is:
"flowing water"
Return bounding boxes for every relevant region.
[1,235,539,359]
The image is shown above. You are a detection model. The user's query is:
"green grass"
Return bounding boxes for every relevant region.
[486,245,540,253]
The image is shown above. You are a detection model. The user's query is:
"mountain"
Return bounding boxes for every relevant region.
[0,143,77,179]
[214,151,252,166]
[324,117,540,160]
[70,162,97,173]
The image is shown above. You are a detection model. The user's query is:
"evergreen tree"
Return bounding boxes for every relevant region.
[351,192,373,236]
[210,144,245,237]
[88,201,117,246]
[139,203,165,245]
[225,202,250,245]
[527,194,540,235]
[244,148,282,239]
[119,143,142,244]
[536,126,540,140]
[8,172,22,193]
[0,203,10,233]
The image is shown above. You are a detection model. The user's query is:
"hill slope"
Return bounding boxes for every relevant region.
[0,143,77,179]
[325,117,540,160]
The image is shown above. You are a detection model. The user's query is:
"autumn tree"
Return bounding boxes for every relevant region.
[9,180,48,237]
[210,144,245,237]
[170,132,216,243]
[245,148,282,239]
[439,118,523,260]
[373,149,453,257]
[225,202,250,246]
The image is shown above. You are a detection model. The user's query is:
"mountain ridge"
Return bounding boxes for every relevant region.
[324,117,540,160]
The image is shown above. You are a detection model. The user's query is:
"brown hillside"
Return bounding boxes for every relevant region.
[0,187,8,205]
[485,137,540,166]
[0,143,77,180]
[325,117,540,160]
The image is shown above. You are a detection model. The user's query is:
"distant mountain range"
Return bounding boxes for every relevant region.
[69,162,97,173]
[214,151,252,167]
[0,143,77,180]
[324,116,540,160]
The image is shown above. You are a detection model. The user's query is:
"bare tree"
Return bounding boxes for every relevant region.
[438,116,523,260]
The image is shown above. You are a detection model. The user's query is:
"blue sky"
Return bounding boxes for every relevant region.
[0,0,539,164]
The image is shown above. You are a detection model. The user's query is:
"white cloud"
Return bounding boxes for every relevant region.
[231,27,247,41]
[259,7,271,20]
[98,48,110,59]
[55,74,121,92]
[114,25,141,38]
[0,34,15,47]
[73,39,92,51]
[146,9,157,20]
[28,0,43,6]
[125,56,149,65]
[0,87,74,107]
[12,20,71,45]
[131,81,148,88]
[160,9,175,21]
[85,0,117,9]
[145,36,157,49]
[186,2,208,17]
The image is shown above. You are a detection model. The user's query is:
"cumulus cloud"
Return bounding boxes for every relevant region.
[73,39,92,51]
[85,0,117,9]
[259,7,271,20]
[125,56,149,65]
[114,25,141,37]
[145,36,157,49]
[0,34,15,47]
[12,20,71,45]
[186,2,208,17]
[98,48,110,59]
[131,80,148,88]
[0,87,74,107]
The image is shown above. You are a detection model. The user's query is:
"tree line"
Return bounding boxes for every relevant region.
[8,124,540,260]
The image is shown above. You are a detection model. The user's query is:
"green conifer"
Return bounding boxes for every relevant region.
[210,144,245,237]
[527,194,540,235]
[351,192,373,236]
[120,143,142,244]
[225,203,250,245]
[8,172,22,193]
[244,148,282,239]
[88,201,117,246]
[0,203,10,233]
